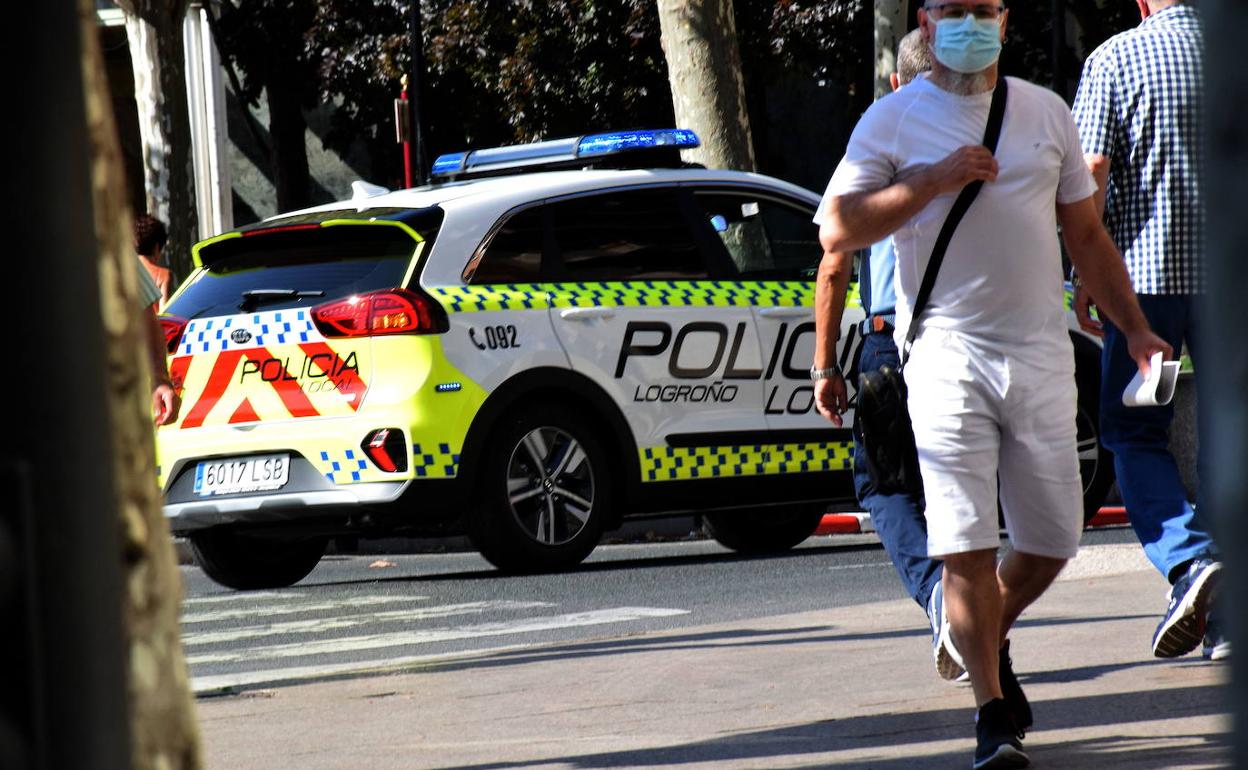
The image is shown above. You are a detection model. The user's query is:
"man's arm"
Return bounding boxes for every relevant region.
[820,145,1000,252]
[145,307,180,426]
[1085,153,1110,218]
[812,247,854,427]
[1057,195,1171,374]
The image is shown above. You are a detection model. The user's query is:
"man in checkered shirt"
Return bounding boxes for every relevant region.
[1072,0,1223,661]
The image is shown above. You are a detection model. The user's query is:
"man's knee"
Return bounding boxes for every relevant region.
[1002,551,1068,585]
[942,549,998,577]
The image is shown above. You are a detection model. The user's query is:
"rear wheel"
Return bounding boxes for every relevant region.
[702,505,826,554]
[1076,386,1115,525]
[467,402,611,573]
[190,529,326,590]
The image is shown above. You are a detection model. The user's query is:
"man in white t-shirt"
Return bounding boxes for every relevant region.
[818,3,1168,767]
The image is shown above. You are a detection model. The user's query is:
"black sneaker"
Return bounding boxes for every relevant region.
[1153,558,1221,658]
[973,698,1029,769]
[998,639,1032,733]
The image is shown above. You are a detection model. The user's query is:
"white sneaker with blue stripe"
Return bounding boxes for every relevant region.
[929,580,966,681]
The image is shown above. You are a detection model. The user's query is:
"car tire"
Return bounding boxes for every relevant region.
[467,402,611,573]
[190,529,326,590]
[702,505,826,554]
[1076,378,1115,525]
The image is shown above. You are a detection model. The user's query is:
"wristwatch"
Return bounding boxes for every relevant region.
[809,364,842,381]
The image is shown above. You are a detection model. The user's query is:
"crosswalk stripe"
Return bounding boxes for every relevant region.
[182,595,430,625]
[182,592,287,605]
[183,601,556,646]
[186,606,690,665]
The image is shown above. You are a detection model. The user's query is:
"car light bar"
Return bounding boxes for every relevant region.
[430,128,700,181]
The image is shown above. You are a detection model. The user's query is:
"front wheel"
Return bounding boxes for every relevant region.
[467,402,611,573]
[190,529,326,590]
[703,505,826,554]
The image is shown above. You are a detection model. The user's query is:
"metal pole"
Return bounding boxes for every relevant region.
[6,3,132,769]
[1204,2,1248,765]
[408,0,429,186]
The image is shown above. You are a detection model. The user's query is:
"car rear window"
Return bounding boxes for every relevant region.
[167,213,441,319]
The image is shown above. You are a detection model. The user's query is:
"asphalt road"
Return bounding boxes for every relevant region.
[183,526,1138,696]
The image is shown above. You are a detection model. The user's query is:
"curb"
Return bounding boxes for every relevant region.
[815,506,1131,536]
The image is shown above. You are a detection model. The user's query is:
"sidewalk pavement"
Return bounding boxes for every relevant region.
[194,544,1231,770]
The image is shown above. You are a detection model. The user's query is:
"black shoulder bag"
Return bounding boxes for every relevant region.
[854,77,1009,495]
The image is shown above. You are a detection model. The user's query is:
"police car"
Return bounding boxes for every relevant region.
[157,128,1112,589]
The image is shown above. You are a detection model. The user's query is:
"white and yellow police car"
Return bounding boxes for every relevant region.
[157,129,1112,589]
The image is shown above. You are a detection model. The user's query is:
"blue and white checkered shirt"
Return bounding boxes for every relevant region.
[1072,4,1204,295]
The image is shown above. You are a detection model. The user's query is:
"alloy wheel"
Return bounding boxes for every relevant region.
[505,426,596,546]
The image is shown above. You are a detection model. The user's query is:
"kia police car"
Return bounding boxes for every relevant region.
[157,128,1112,589]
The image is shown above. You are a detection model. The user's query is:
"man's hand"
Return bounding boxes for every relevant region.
[814,373,849,427]
[922,145,999,195]
[152,382,180,427]
[1073,284,1103,337]
[1125,330,1173,380]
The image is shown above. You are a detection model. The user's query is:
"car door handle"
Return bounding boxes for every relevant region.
[758,306,811,319]
[560,307,616,321]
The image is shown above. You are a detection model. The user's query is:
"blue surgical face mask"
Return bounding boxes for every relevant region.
[931,15,1003,74]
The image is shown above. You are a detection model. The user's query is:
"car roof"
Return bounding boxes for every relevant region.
[269,168,822,223]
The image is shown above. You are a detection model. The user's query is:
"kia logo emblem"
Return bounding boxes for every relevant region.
[231,329,253,344]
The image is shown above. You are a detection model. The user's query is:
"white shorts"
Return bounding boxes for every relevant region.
[904,329,1083,560]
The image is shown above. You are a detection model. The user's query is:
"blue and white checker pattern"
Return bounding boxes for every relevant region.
[1072,5,1204,294]
[176,310,319,356]
[320,449,369,483]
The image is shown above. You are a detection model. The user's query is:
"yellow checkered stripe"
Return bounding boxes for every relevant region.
[428,281,817,313]
[640,441,853,482]
[412,442,460,479]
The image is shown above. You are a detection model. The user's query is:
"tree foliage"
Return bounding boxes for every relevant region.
[211,0,1138,205]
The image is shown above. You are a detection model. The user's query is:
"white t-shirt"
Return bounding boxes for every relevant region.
[821,76,1096,355]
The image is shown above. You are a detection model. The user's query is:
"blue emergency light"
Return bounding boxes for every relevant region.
[430,128,700,181]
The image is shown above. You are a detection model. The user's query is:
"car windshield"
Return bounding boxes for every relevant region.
[166,210,443,319]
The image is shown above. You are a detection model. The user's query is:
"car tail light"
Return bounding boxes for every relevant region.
[311,288,448,338]
[362,428,407,473]
[160,316,188,353]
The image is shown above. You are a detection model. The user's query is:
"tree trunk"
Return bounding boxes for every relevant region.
[268,67,312,213]
[874,0,906,100]
[120,0,198,280]
[80,3,204,770]
[655,0,756,172]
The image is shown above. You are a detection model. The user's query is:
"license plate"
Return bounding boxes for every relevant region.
[193,454,291,497]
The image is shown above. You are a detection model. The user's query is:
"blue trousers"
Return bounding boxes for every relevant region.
[853,331,942,609]
[1100,294,1217,582]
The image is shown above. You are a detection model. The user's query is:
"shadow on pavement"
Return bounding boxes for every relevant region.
[429,685,1228,770]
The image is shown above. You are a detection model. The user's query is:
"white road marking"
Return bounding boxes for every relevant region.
[182,592,287,605]
[186,606,690,665]
[182,595,431,625]
[183,601,556,646]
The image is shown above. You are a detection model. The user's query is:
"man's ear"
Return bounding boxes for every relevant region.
[999,8,1009,40]
[918,8,934,44]
[890,72,901,92]
[1136,0,1150,20]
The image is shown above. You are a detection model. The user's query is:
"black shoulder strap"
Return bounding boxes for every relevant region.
[901,76,1009,364]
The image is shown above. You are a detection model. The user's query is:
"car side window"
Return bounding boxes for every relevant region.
[469,206,545,284]
[693,193,821,281]
[548,189,709,281]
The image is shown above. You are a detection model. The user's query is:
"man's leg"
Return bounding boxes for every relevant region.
[998,551,1067,641]
[1100,295,1216,579]
[942,549,1003,706]
[853,333,941,609]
